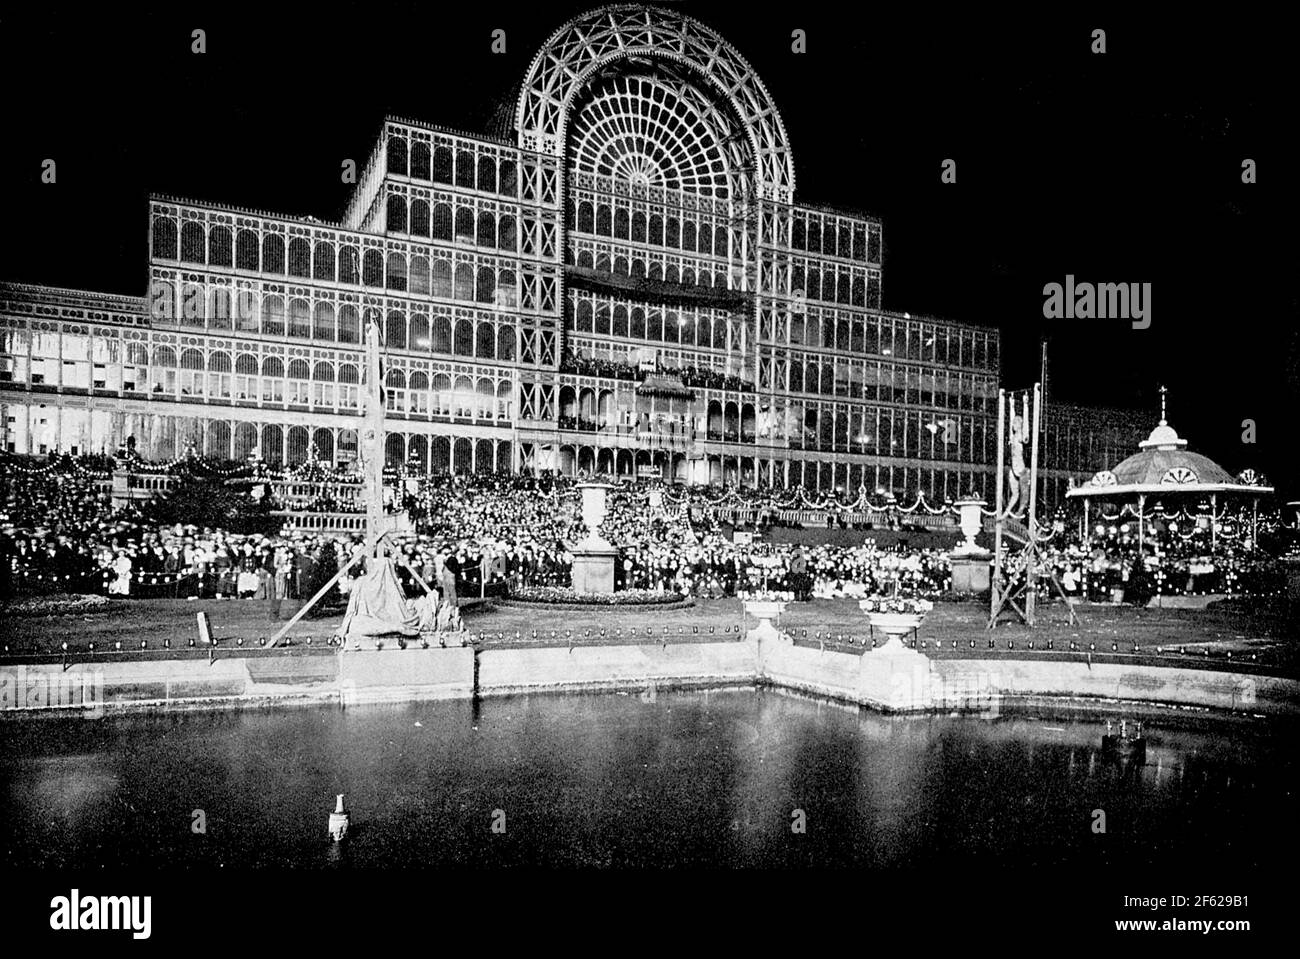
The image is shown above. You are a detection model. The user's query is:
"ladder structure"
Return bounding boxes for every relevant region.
[988,383,1078,629]
[267,319,435,646]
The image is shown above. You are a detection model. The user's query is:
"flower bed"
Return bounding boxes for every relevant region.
[3,593,111,617]
[858,596,934,615]
[504,586,690,608]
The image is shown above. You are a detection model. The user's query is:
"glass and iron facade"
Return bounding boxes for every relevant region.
[1,4,1006,499]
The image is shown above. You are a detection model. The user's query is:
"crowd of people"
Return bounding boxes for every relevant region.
[1,454,1290,610]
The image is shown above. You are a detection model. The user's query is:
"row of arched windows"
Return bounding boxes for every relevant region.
[790,216,876,263]
[571,299,732,349]
[571,248,728,290]
[152,287,519,361]
[385,196,517,251]
[790,261,874,308]
[386,136,518,198]
[569,199,731,257]
[152,219,518,305]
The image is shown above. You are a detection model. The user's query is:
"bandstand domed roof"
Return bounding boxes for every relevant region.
[1067,391,1272,499]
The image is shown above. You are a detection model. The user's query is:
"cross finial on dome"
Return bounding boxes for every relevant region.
[1158,385,1167,424]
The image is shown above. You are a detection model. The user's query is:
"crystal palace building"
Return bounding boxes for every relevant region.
[0,4,1137,506]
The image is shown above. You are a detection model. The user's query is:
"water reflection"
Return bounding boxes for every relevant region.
[0,691,1293,869]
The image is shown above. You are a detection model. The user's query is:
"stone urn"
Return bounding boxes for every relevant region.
[859,601,926,652]
[743,598,788,643]
[952,498,987,555]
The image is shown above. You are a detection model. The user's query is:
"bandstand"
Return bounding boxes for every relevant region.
[1067,389,1273,558]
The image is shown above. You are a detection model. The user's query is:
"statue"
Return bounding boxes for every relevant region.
[1005,413,1027,515]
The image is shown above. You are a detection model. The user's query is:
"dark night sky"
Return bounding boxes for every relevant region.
[1,3,1294,490]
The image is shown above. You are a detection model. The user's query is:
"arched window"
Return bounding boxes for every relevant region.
[207,288,232,330]
[152,217,178,258]
[455,150,475,189]
[362,249,383,287]
[476,267,495,304]
[387,135,408,175]
[386,194,407,233]
[338,245,359,284]
[410,142,431,180]
[409,255,430,295]
[433,146,453,183]
[578,203,594,234]
[180,222,206,263]
[337,305,360,343]
[496,325,514,361]
[385,309,407,350]
[614,208,630,240]
[312,302,335,341]
[476,211,496,247]
[454,263,474,300]
[208,226,233,266]
[632,211,647,243]
[410,200,430,237]
[180,283,205,327]
[681,222,696,253]
[288,237,311,278]
[149,282,176,323]
[497,214,516,251]
[649,213,663,246]
[613,305,629,338]
[596,206,612,236]
[455,207,474,242]
[498,160,517,196]
[261,294,285,336]
[477,156,496,193]
[631,307,646,340]
[313,242,335,281]
[665,217,680,249]
[262,424,284,464]
[432,203,453,241]
[386,252,407,292]
[496,270,515,312]
[287,298,310,338]
[262,234,285,274]
[453,319,473,356]
[409,313,429,350]
[432,259,453,298]
[432,315,452,353]
[476,322,495,358]
[235,229,258,270]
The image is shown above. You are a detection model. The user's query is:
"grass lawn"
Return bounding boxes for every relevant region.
[2,594,1294,673]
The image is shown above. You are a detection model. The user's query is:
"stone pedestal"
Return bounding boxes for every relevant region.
[572,543,618,595]
[572,482,619,596]
[950,553,992,594]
